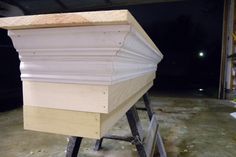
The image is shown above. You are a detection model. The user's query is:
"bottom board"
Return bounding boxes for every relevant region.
[24,81,153,139]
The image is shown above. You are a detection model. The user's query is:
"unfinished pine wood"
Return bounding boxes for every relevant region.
[108,72,155,112]
[24,105,101,139]
[100,81,153,136]
[23,72,155,113]
[23,81,109,113]
[0,10,129,29]
[0,10,159,52]
[23,81,152,139]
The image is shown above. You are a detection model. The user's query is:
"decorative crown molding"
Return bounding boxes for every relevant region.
[9,24,163,85]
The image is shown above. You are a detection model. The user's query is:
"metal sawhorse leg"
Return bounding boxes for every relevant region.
[66,93,166,157]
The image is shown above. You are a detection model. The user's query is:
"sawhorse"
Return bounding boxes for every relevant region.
[66,93,166,157]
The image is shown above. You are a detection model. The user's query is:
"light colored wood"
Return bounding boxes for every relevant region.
[23,72,155,113]
[0,10,129,29]
[100,81,153,136]
[24,81,153,139]
[23,81,109,113]
[24,105,101,139]
[108,72,155,112]
[0,10,159,52]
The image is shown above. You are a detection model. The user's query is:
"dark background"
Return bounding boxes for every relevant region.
[0,0,224,110]
[123,0,224,97]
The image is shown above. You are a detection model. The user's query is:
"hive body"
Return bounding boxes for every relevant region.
[0,10,163,139]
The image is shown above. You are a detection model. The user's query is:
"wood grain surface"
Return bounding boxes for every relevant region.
[0,10,159,52]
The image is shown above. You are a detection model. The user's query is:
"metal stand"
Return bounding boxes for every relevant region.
[66,137,83,157]
[66,93,166,157]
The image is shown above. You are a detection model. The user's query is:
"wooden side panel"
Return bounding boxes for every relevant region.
[24,106,101,139]
[23,72,154,113]
[24,81,153,139]
[108,72,155,112]
[23,81,109,113]
[100,81,153,136]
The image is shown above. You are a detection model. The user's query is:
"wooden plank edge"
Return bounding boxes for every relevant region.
[100,81,153,137]
[108,72,155,112]
[0,9,159,52]
[126,11,160,52]
[23,106,101,139]
[0,10,129,30]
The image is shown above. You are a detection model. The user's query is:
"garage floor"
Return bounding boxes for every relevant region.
[1,96,236,157]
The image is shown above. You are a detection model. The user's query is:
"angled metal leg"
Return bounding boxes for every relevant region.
[143,93,154,120]
[66,136,82,157]
[126,106,147,157]
[144,114,159,157]
[94,138,103,151]
[143,93,167,157]
[157,131,167,157]
[93,93,166,157]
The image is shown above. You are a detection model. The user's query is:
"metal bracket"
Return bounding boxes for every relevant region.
[131,135,143,145]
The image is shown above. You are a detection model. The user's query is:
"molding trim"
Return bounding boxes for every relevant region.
[9,24,163,85]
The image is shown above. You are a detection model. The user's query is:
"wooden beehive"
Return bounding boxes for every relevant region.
[0,10,163,139]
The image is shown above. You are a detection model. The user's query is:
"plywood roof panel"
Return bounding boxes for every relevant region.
[0,10,130,29]
[0,10,159,51]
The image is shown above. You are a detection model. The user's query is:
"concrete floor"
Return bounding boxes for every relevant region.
[1,97,236,157]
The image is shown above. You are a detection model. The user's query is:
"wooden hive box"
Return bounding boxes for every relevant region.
[0,10,163,139]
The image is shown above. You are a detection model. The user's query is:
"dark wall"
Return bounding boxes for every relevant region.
[0,29,22,111]
[122,0,224,97]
